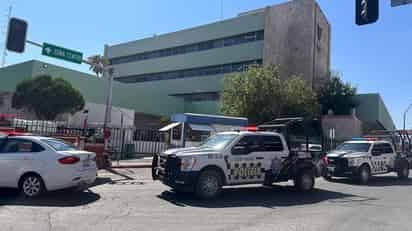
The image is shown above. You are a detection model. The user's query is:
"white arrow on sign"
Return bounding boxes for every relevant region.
[44,47,52,54]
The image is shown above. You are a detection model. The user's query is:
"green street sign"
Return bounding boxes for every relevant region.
[42,42,83,64]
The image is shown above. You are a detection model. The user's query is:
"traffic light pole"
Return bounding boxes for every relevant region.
[26,39,93,65]
[102,45,113,130]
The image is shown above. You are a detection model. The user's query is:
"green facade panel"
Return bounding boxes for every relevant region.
[0,60,225,117]
[107,11,265,58]
[0,61,35,92]
[113,41,264,77]
[184,101,221,115]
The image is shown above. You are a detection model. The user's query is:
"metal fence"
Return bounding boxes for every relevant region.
[11,119,167,159]
[109,128,167,159]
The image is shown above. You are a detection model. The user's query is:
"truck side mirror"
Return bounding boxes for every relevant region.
[232,145,248,155]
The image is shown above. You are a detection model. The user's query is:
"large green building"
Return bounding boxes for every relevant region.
[106,0,331,115]
[0,0,396,131]
[1,0,332,120]
[0,60,396,130]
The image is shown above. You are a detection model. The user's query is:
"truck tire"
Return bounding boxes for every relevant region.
[358,165,371,184]
[195,169,223,199]
[323,175,332,181]
[294,169,315,191]
[152,154,159,180]
[397,162,409,180]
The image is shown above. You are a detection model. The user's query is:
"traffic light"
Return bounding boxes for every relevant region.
[6,18,28,53]
[356,0,379,26]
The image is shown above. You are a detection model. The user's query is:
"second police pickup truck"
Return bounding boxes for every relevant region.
[325,138,410,184]
[152,131,317,199]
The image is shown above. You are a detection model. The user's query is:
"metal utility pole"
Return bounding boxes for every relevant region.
[102,44,114,130]
[1,5,12,67]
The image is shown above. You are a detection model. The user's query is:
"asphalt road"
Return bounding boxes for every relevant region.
[1,169,411,231]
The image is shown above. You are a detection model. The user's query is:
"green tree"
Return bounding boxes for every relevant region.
[221,65,319,124]
[12,75,85,120]
[318,73,358,115]
[282,76,320,118]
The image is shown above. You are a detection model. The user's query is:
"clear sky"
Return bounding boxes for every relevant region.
[1,0,411,128]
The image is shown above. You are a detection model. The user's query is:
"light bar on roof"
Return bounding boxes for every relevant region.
[352,137,378,141]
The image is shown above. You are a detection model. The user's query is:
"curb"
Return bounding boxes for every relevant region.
[109,164,152,169]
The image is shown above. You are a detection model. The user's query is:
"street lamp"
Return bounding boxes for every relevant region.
[402,103,412,153]
[403,103,412,131]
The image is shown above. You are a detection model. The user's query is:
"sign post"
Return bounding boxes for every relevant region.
[41,43,83,64]
[329,128,336,151]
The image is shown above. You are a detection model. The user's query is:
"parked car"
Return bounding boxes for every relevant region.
[0,136,97,197]
[152,131,317,199]
[325,138,410,184]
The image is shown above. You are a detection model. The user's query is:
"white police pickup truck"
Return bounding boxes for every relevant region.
[325,138,410,184]
[152,131,317,199]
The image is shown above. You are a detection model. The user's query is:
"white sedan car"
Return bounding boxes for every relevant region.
[0,136,97,197]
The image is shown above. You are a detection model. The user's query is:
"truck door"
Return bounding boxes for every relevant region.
[381,143,396,172]
[370,143,387,174]
[227,135,266,184]
[261,135,289,176]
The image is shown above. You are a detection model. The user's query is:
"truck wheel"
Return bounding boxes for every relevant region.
[294,169,315,191]
[358,165,371,184]
[397,162,409,180]
[195,169,222,199]
[323,175,332,181]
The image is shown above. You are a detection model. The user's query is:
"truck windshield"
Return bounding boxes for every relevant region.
[335,143,371,152]
[200,134,238,150]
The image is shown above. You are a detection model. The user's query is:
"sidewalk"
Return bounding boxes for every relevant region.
[110,157,153,169]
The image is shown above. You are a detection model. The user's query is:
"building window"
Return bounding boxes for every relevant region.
[115,59,262,83]
[317,25,323,41]
[110,30,264,65]
[169,91,221,102]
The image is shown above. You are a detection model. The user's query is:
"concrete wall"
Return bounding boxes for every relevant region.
[322,115,363,141]
[66,102,135,128]
[354,94,396,130]
[263,0,330,88]
[313,2,331,89]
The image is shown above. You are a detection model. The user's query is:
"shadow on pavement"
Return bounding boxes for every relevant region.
[90,177,113,187]
[157,185,372,208]
[0,188,100,207]
[91,176,146,186]
[330,176,412,187]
